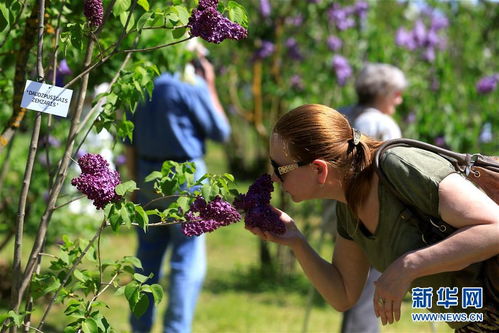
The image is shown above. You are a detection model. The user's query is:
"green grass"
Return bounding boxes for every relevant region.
[0,142,453,332]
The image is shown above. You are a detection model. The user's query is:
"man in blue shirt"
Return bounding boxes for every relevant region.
[126,52,230,333]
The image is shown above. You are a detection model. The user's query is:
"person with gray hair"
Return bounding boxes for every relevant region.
[344,63,407,141]
[338,63,407,333]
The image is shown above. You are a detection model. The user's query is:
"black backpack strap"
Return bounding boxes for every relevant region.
[374,139,457,245]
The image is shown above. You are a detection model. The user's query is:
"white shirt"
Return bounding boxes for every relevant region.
[341,106,401,140]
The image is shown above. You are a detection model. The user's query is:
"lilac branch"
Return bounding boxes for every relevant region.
[8,0,46,323]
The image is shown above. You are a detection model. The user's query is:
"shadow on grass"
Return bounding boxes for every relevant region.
[203,264,329,307]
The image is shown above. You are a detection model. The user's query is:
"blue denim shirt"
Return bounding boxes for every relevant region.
[128,72,230,161]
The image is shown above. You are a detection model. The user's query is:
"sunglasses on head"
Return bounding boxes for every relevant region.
[270,159,310,182]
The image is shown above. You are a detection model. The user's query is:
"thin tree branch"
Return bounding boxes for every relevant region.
[8,0,46,325]
[121,36,193,54]
[142,194,180,209]
[52,195,86,210]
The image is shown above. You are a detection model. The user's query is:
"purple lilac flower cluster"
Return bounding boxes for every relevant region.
[476,74,499,94]
[188,0,248,44]
[233,174,286,235]
[326,35,342,52]
[395,7,448,63]
[39,135,61,148]
[71,154,121,209]
[181,196,241,237]
[327,1,369,31]
[332,55,352,86]
[84,0,104,27]
[253,40,275,60]
[285,38,304,61]
[290,74,304,91]
[56,59,72,87]
[259,0,271,18]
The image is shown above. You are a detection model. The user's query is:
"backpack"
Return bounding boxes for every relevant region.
[374,138,499,295]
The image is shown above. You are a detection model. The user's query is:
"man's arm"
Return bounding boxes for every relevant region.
[198,56,228,122]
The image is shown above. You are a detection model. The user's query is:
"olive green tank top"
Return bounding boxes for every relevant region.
[336,147,484,329]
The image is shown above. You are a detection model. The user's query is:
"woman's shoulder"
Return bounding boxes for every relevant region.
[380,146,455,182]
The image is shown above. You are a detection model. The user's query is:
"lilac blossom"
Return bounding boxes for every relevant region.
[395,28,417,50]
[39,135,61,148]
[327,2,364,31]
[479,123,492,143]
[287,15,304,27]
[434,136,446,148]
[181,196,241,237]
[405,112,416,124]
[253,40,275,60]
[188,1,248,44]
[84,0,104,27]
[395,10,448,63]
[476,75,498,94]
[422,47,435,62]
[431,15,448,31]
[114,154,126,166]
[326,35,342,52]
[355,1,369,20]
[259,0,271,18]
[71,153,121,209]
[332,55,352,86]
[233,174,286,235]
[285,38,304,61]
[290,74,304,90]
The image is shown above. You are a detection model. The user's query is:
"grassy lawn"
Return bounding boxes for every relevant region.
[1,142,452,332]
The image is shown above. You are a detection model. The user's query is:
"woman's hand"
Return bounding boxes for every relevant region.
[373,255,413,325]
[245,207,305,248]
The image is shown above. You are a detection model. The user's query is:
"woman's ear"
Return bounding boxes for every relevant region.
[312,159,329,185]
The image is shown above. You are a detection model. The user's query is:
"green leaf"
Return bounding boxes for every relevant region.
[81,318,98,333]
[150,284,164,305]
[133,273,150,283]
[137,11,153,30]
[116,119,135,141]
[107,204,122,231]
[227,1,248,28]
[123,256,143,269]
[134,205,149,230]
[0,312,9,324]
[133,293,149,317]
[124,283,140,305]
[223,173,235,182]
[120,205,132,226]
[115,180,138,196]
[176,196,190,213]
[144,171,163,182]
[113,0,131,17]
[174,6,190,25]
[73,269,87,282]
[119,11,136,33]
[202,183,211,201]
[172,27,187,39]
[7,311,22,326]
[137,0,150,11]
[0,3,9,32]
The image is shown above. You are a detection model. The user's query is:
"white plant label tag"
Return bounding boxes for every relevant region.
[21,80,73,117]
